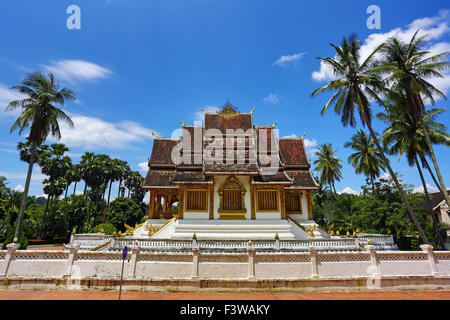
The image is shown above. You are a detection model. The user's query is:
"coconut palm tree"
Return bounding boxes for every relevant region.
[313,144,343,194]
[375,31,450,208]
[344,129,385,192]
[6,71,75,240]
[377,97,449,249]
[311,35,430,243]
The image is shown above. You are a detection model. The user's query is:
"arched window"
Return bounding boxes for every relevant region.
[218,176,246,219]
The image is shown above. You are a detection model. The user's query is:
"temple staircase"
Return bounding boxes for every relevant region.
[134,218,316,240]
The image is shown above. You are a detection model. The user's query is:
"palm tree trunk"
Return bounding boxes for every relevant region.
[107,180,113,205]
[73,181,77,196]
[415,154,445,249]
[117,178,122,197]
[127,188,131,198]
[39,193,51,239]
[83,183,88,197]
[409,91,449,207]
[370,175,375,193]
[420,120,450,207]
[364,117,430,244]
[100,184,107,218]
[14,142,36,241]
[64,185,69,199]
[421,156,443,194]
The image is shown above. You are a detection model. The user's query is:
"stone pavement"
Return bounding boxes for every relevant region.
[0,290,449,300]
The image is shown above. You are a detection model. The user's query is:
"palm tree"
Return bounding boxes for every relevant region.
[117,161,130,198]
[38,143,72,238]
[67,164,82,196]
[107,159,123,206]
[313,144,343,194]
[344,129,385,192]
[377,97,449,249]
[6,71,75,241]
[375,31,450,208]
[311,35,430,243]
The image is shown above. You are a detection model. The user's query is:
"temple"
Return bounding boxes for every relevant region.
[135,102,329,240]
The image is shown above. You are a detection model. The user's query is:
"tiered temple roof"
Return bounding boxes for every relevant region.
[143,103,318,190]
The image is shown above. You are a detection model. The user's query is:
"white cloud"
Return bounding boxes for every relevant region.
[42,60,113,83]
[413,183,440,193]
[53,114,157,149]
[0,83,27,119]
[379,173,391,180]
[0,148,18,154]
[0,169,47,182]
[262,93,279,104]
[338,187,361,195]
[311,10,450,99]
[138,161,148,172]
[273,53,305,67]
[14,184,24,192]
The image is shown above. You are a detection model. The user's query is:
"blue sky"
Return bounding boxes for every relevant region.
[0,0,449,199]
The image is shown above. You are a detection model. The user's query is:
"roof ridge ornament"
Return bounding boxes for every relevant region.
[250,108,255,115]
[272,121,278,128]
[300,133,306,140]
[218,100,239,117]
[152,132,158,139]
[180,120,185,127]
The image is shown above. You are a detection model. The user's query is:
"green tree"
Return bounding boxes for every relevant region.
[313,143,343,194]
[344,129,385,192]
[66,163,82,196]
[376,31,450,208]
[6,71,75,241]
[311,35,429,244]
[105,197,145,232]
[38,143,72,238]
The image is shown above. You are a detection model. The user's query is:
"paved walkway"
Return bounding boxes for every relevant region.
[0,290,449,300]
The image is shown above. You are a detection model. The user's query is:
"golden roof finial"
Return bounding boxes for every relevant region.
[180,120,185,127]
[152,132,158,139]
[250,108,255,115]
[272,121,278,128]
[300,132,306,140]
[201,107,206,115]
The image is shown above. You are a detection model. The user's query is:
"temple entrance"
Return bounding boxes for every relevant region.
[218,176,247,219]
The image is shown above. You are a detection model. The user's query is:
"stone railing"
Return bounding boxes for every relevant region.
[71,233,113,251]
[71,233,398,252]
[0,243,449,291]
[99,238,367,252]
